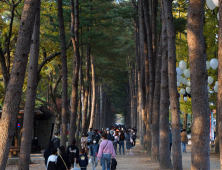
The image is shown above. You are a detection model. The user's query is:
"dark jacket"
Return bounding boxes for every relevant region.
[107,134,112,141]
[32,139,39,146]
[78,154,88,168]
[93,134,101,144]
[44,149,51,165]
[111,158,117,170]
[51,137,60,149]
[66,145,79,164]
[56,154,71,170]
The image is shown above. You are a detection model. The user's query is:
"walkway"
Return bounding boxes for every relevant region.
[6,143,221,170]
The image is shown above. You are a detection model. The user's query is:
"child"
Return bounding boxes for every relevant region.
[46,148,57,170]
[78,148,88,170]
[89,139,99,170]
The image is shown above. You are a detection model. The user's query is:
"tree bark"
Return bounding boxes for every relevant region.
[50,74,63,135]
[183,111,187,131]
[218,0,222,167]
[99,86,103,130]
[163,0,182,169]
[143,0,154,155]
[0,44,8,89]
[89,55,96,129]
[187,0,210,169]
[0,0,37,168]
[159,5,172,168]
[76,57,83,146]
[151,0,158,60]
[18,1,40,169]
[82,47,90,134]
[138,0,145,144]
[57,0,68,147]
[68,0,80,145]
[151,35,162,161]
[86,83,92,129]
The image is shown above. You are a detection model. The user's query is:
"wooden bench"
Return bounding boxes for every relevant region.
[9,148,20,157]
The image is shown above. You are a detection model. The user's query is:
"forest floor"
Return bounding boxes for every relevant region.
[6,142,221,170]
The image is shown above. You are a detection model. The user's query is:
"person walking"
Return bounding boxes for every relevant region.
[181,129,188,153]
[106,130,112,141]
[132,130,137,148]
[97,133,115,170]
[46,148,57,170]
[93,129,101,144]
[78,148,88,170]
[57,146,71,170]
[44,141,54,170]
[169,129,172,153]
[51,133,60,150]
[125,131,133,155]
[113,131,119,154]
[87,128,94,143]
[81,133,88,149]
[67,139,79,167]
[89,138,99,170]
[118,131,125,154]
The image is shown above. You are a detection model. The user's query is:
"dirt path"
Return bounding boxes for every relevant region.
[6,143,221,170]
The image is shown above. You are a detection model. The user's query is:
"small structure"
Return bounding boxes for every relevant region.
[0,106,54,158]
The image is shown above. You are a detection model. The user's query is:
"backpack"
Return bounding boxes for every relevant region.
[111,135,114,141]
[47,161,57,170]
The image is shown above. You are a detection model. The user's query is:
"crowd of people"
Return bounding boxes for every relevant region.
[43,126,137,170]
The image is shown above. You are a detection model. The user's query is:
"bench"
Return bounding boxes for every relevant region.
[9,148,20,157]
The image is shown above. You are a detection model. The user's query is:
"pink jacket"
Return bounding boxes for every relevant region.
[97,140,115,160]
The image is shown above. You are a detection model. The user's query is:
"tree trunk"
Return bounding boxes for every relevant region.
[138,0,145,144]
[86,83,91,129]
[143,0,154,155]
[68,0,80,145]
[0,0,37,168]
[57,0,68,147]
[0,44,9,90]
[187,0,210,169]
[151,0,158,60]
[18,1,40,169]
[76,59,83,146]
[163,0,182,168]
[82,47,90,134]
[183,112,187,131]
[94,84,99,129]
[151,35,162,161]
[218,0,222,167]
[99,85,103,130]
[89,55,96,129]
[50,74,62,135]
[159,5,172,168]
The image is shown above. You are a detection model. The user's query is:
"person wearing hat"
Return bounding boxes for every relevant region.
[51,133,60,150]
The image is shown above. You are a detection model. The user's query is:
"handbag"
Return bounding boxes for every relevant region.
[130,137,133,143]
[59,154,69,170]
